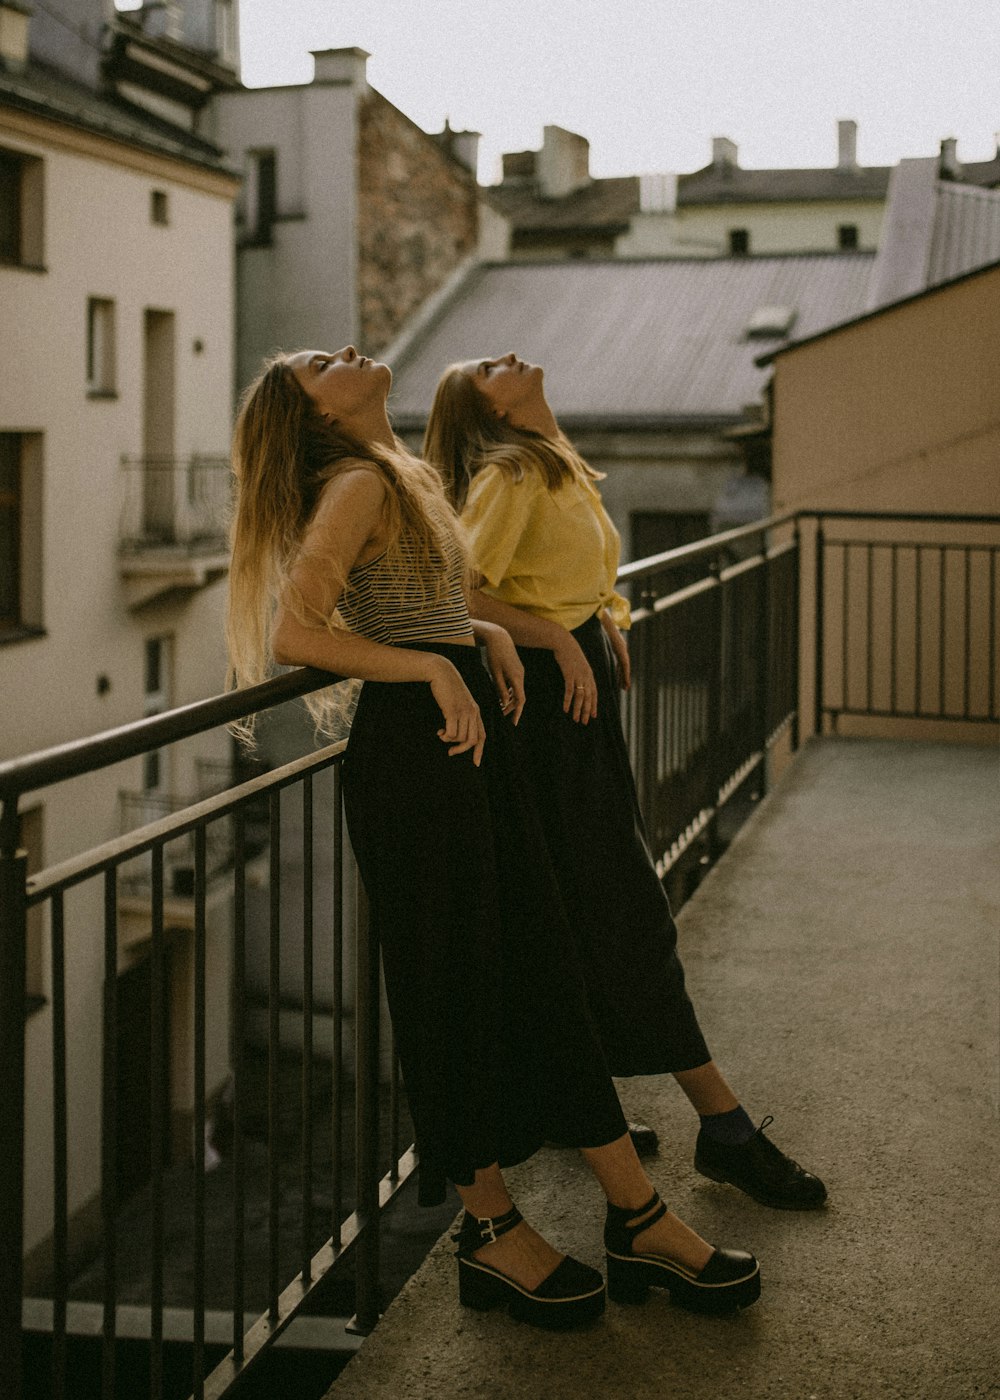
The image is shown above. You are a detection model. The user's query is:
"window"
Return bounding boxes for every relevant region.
[247,149,276,243]
[0,146,44,268]
[0,432,43,640]
[143,636,172,793]
[86,297,116,396]
[150,189,169,225]
[729,228,750,255]
[838,223,859,250]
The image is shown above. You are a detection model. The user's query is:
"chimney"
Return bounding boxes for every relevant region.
[501,149,537,184]
[438,118,481,177]
[140,1,184,42]
[311,46,369,87]
[538,125,590,198]
[0,1,32,73]
[837,119,858,170]
[711,136,739,171]
[939,136,959,179]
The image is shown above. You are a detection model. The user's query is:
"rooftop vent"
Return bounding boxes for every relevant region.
[746,304,797,339]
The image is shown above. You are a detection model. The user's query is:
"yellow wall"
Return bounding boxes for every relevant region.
[617,199,884,258]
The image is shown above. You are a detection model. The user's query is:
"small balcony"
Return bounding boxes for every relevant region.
[117,456,232,608]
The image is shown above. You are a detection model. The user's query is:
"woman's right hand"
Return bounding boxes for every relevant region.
[552,633,598,724]
[428,657,487,765]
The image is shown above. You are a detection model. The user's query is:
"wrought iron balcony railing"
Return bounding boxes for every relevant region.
[118,456,232,555]
[1,511,997,1400]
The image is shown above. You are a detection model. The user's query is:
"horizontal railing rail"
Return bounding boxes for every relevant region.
[2,508,997,1400]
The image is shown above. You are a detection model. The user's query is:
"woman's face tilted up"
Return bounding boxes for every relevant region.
[462,352,544,422]
[287,345,392,431]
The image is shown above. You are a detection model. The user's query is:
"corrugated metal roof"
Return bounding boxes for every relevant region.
[928,182,1000,286]
[487,176,640,233]
[388,254,875,424]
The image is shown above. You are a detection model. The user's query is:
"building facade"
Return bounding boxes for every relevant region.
[1,0,240,1268]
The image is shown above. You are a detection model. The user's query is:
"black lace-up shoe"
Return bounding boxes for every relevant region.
[694,1115,827,1210]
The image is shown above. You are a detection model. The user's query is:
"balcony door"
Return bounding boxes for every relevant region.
[143,309,176,541]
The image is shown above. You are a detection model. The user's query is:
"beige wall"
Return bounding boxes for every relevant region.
[616,199,885,258]
[0,112,238,1256]
[771,264,1000,516]
[769,264,1000,743]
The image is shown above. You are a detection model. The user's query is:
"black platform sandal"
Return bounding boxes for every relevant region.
[605,1191,761,1315]
[453,1206,606,1331]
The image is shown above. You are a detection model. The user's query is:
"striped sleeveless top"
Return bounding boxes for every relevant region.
[339,526,474,646]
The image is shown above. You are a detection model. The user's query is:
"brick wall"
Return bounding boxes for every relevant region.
[357,90,479,353]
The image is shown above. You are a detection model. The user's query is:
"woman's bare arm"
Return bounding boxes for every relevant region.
[466,587,598,723]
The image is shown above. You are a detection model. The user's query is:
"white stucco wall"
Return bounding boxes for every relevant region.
[0,112,238,1256]
[616,199,885,258]
[213,78,360,388]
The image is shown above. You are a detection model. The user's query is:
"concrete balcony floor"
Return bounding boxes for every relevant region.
[325,737,999,1400]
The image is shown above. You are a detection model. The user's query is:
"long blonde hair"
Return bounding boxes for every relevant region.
[227,353,465,741]
[423,364,601,510]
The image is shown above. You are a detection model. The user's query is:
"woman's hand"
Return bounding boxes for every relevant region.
[552,632,598,724]
[428,656,487,765]
[602,613,631,691]
[473,620,526,724]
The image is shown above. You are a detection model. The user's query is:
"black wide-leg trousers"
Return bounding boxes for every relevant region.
[342,642,627,1207]
[513,614,712,1077]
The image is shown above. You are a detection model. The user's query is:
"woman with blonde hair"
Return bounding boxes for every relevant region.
[424,353,827,1214]
[227,345,761,1330]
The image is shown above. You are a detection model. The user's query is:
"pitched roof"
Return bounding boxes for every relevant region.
[676,162,892,205]
[388,253,875,427]
[0,59,234,174]
[486,175,640,234]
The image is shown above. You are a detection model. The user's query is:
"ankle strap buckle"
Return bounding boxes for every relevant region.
[477,1220,499,1245]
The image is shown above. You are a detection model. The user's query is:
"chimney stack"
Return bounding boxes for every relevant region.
[837,119,858,170]
[0,1,32,73]
[711,137,739,171]
[939,137,959,179]
[437,118,481,177]
[311,46,369,87]
[538,125,590,198]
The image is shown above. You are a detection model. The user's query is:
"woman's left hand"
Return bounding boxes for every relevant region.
[602,614,631,691]
[476,621,526,724]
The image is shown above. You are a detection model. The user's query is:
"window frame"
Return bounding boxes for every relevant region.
[0,432,45,644]
[0,144,45,270]
[86,296,117,398]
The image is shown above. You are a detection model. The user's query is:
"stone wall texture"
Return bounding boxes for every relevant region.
[357,90,479,352]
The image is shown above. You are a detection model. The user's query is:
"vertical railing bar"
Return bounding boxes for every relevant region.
[231,808,247,1366]
[50,891,68,1400]
[813,519,825,735]
[889,544,898,715]
[268,790,281,1324]
[301,775,315,1287]
[332,767,345,1246]
[192,824,208,1400]
[866,543,874,715]
[0,811,26,1400]
[937,546,946,716]
[915,547,923,716]
[100,867,118,1400]
[150,844,166,1400]
[791,519,801,748]
[963,547,972,720]
[841,540,850,719]
[989,549,997,722]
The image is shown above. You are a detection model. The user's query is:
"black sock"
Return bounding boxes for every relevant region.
[699,1105,756,1145]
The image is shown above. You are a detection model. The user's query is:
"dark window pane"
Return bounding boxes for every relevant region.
[0,150,21,262]
[0,434,21,624]
[838,224,859,250]
[729,228,750,255]
[145,637,162,694]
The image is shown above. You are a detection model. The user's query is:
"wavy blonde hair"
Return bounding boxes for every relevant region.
[227,353,466,742]
[423,363,601,510]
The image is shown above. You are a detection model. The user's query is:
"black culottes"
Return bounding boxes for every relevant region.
[513,614,711,1077]
[341,641,628,1206]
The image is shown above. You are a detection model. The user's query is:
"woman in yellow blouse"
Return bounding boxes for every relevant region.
[425,353,827,1215]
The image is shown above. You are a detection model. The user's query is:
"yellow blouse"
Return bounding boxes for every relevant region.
[461,462,632,632]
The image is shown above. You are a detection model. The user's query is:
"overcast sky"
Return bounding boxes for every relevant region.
[121,1,999,184]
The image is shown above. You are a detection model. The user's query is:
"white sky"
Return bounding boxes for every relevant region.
[120,1,1000,184]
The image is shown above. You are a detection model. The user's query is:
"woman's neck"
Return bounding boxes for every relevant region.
[508,399,560,441]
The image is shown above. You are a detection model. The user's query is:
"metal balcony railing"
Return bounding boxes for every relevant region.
[1,510,997,1400]
[118,456,231,554]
